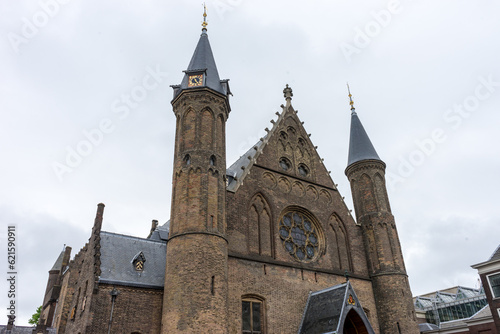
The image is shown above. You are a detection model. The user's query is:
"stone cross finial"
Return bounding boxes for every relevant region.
[283,84,293,108]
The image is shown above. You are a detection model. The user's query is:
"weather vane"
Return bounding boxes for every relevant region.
[347,82,355,112]
[202,3,208,31]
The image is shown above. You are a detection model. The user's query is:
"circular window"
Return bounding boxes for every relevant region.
[279,209,322,262]
[279,158,291,171]
[298,164,309,177]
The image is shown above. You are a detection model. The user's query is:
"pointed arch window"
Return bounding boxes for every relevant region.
[184,154,191,166]
[248,194,272,257]
[242,296,265,334]
[81,281,88,313]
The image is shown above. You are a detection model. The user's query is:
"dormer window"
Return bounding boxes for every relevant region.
[132,252,146,272]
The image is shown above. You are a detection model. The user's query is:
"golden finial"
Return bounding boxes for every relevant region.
[347,82,355,111]
[202,3,208,31]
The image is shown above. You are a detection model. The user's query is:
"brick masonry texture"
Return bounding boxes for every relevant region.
[42,86,421,333]
[346,160,419,334]
[163,88,230,333]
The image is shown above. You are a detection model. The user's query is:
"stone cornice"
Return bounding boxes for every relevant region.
[168,231,228,244]
[345,159,386,177]
[172,88,230,118]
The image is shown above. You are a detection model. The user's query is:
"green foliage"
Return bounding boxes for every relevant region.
[28,305,42,325]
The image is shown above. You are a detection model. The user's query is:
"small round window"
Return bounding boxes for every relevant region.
[279,158,291,171]
[279,209,322,262]
[298,164,309,177]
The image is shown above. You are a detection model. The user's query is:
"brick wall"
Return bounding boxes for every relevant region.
[227,257,379,333]
[87,284,163,334]
[480,272,500,333]
[346,160,419,334]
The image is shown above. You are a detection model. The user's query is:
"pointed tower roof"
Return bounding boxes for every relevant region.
[172,8,230,99]
[50,248,66,272]
[346,86,381,167]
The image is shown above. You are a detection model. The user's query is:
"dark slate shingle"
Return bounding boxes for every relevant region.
[99,231,166,289]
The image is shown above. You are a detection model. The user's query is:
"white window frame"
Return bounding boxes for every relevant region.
[487,272,500,299]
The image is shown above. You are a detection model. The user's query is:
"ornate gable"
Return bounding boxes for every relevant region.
[225,86,366,275]
[226,85,336,192]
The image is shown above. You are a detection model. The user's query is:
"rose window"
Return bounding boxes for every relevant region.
[279,210,321,262]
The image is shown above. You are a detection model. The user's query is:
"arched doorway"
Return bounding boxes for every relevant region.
[343,309,369,334]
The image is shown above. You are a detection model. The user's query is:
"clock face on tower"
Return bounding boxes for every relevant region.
[188,74,203,87]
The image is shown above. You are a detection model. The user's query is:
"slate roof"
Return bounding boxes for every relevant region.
[298,282,375,334]
[226,139,266,192]
[99,231,166,289]
[299,284,347,333]
[489,244,500,261]
[347,111,381,167]
[173,30,230,99]
[148,220,169,242]
[50,249,65,272]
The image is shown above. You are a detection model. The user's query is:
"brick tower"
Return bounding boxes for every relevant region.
[162,11,231,334]
[344,90,419,334]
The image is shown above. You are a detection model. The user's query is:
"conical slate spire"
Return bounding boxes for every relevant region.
[346,89,381,166]
[49,248,66,272]
[172,28,230,99]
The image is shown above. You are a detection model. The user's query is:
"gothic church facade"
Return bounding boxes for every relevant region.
[37,21,419,334]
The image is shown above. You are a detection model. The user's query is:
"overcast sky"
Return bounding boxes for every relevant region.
[1,0,499,326]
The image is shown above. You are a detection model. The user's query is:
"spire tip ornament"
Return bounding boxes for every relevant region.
[283,84,293,108]
[202,3,208,31]
[347,83,356,114]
